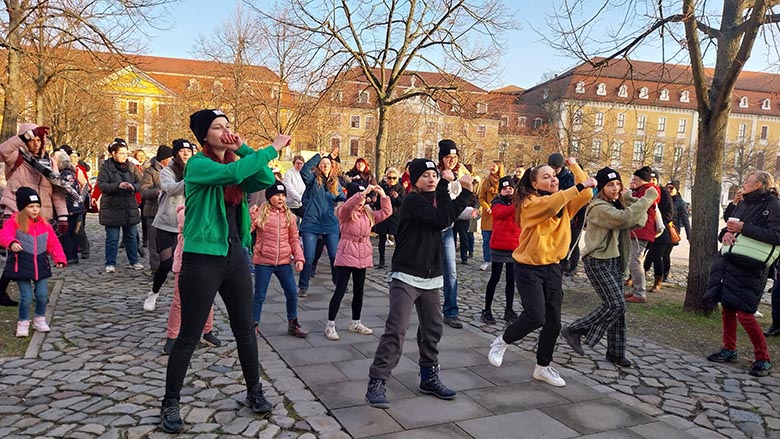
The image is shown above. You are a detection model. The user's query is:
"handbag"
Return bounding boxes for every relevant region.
[720,233,780,269]
[668,222,681,245]
[653,204,665,237]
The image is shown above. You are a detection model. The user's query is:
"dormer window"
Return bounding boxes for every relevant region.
[575,81,586,94]
[618,84,628,98]
[596,83,607,96]
[451,102,461,113]
[358,91,369,104]
[762,99,771,110]
[639,87,649,99]
[476,102,488,113]
[333,90,343,102]
[213,81,223,94]
[659,89,669,101]
[187,78,200,91]
[543,88,550,100]
[680,90,690,103]
[739,96,749,108]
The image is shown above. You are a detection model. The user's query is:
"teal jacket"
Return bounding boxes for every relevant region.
[183,144,277,256]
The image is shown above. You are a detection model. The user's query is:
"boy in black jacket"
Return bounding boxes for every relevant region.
[366,158,474,409]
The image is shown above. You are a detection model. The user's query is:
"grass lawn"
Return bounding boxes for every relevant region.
[0,287,39,358]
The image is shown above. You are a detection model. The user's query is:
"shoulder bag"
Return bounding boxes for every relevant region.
[720,233,780,270]
[668,222,681,245]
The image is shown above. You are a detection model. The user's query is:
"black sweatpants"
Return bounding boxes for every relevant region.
[502,262,563,367]
[328,266,366,321]
[164,239,258,400]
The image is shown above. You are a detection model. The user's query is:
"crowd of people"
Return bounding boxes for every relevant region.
[4,112,780,433]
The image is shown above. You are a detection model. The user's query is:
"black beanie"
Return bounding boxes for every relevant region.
[265,181,286,199]
[633,166,652,183]
[498,176,514,190]
[189,109,229,146]
[108,138,127,153]
[156,145,173,161]
[346,182,366,199]
[171,139,197,157]
[596,167,622,192]
[547,153,565,168]
[438,139,458,161]
[409,158,438,187]
[59,144,73,156]
[16,187,41,211]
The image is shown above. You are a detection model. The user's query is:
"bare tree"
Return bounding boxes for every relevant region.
[546,0,780,313]
[255,0,515,176]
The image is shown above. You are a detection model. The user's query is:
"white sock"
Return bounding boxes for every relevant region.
[327,320,336,328]
[352,320,361,325]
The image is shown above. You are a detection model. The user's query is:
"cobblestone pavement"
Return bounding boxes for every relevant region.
[366,236,780,439]
[0,215,349,439]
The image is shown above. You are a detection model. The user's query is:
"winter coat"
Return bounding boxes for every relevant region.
[652,186,676,244]
[281,168,305,210]
[249,205,304,266]
[489,196,520,251]
[0,123,67,220]
[299,154,345,235]
[140,158,163,218]
[97,158,142,227]
[629,183,659,243]
[152,165,185,234]
[704,190,780,313]
[335,192,391,269]
[478,175,500,231]
[374,180,405,235]
[0,213,66,281]
[345,169,374,187]
[59,167,86,216]
[672,194,689,229]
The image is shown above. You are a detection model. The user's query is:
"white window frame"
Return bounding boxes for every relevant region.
[657,116,666,132]
[633,140,644,161]
[763,99,771,110]
[637,115,647,131]
[476,102,488,114]
[594,112,604,127]
[573,110,583,126]
[533,118,543,129]
[617,113,625,129]
[349,138,360,156]
[618,84,628,98]
[680,90,690,103]
[761,125,769,140]
[591,139,602,157]
[358,91,369,104]
[659,89,670,101]
[678,119,687,133]
[575,81,586,94]
[518,116,526,128]
[738,123,747,139]
[611,140,623,161]
[477,125,487,138]
[596,83,607,96]
[638,87,649,99]
[127,100,138,115]
[500,116,508,127]
[350,115,361,129]
[653,142,664,163]
[739,96,749,108]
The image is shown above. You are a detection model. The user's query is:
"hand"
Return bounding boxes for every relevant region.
[362,185,374,196]
[564,157,577,166]
[272,134,291,152]
[294,261,304,272]
[352,175,362,181]
[119,181,134,191]
[219,132,243,151]
[459,173,474,192]
[9,242,21,252]
[726,220,744,233]
[722,231,736,246]
[485,207,492,215]
[440,169,455,182]
[57,220,68,235]
[733,189,744,205]
[581,176,597,188]
[390,190,398,199]
[471,209,479,218]
[373,185,386,198]
[56,262,65,269]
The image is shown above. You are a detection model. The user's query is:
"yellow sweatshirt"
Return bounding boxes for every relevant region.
[512,163,592,266]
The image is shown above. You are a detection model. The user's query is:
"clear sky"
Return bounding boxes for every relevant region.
[142,0,779,91]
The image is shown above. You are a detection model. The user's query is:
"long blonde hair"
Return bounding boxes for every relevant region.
[255,200,295,230]
[315,157,341,195]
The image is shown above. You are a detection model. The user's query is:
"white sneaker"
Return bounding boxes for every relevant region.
[128,263,144,270]
[533,364,566,387]
[349,321,373,335]
[479,262,490,271]
[105,265,116,273]
[143,291,159,312]
[325,325,339,341]
[755,310,764,318]
[488,335,508,367]
[32,316,50,332]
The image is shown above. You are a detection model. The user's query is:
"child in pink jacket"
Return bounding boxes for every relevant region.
[250,182,307,338]
[325,183,391,340]
[0,187,66,337]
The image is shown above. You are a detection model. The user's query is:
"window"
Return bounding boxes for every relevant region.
[678,119,687,133]
[594,112,604,127]
[426,121,436,134]
[270,87,280,100]
[758,151,766,169]
[127,101,138,115]
[739,96,749,108]
[451,102,461,113]
[331,137,341,149]
[633,141,644,162]
[575,81,585,94]
[533,118,543,129]
[639,87,649,99]
[653,142,664,163]
[617,113,625,129]
[474,148,484,165]
[596,83,607,96]
[618,84,628,98]
[611,140,623,161]
[637,115,646,131]
[500,116,508,128]
[573,110,583,126]
[660,89,670,101]
[444,123,454,134]
[365,116,376,130]
[498,142,508,161]
[518,117,526,128]
[680,90,690,103]
[674,145,684,161]
[591,139,602,157]
[477,125,487,138]
[761,125,769,140]
[657,117,666,132]
[570,139,581,155]
[333,90,343,102]
[476,102,488,114]
[127,125,138,144]
[543,88,550,100]
[187,78,199,90]
[358,91,369,104]
[350,115,360,129]
[763,99,771,110]
[738,123,747,139]
[349,138,359,156]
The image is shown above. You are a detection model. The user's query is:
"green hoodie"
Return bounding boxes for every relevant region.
[183,144,277,256]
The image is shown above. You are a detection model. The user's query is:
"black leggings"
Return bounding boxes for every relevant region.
[164,241,258,400]
[485,262,515,311]
[152,229,177,293]
[328,266,366,321]
[377,233,396,263]
[644,241,672,278]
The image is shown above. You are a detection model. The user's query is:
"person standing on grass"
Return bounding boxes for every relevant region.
[487,158,596,387]
[559,168,657,367]
[365,159,474,409]
[478,160,505,271]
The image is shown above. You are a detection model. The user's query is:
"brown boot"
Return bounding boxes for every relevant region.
[624,277,633,288]
[650,275,663,292]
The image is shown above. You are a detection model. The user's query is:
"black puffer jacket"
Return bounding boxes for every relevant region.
[374,180,405,235]
[97,159,142,227]
[653,186,676,244]
[704,190,780,313]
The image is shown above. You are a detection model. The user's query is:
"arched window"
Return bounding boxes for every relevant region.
[739,96,749,108]
[575,81,585,94]
[659,89,669,101]
[680,90,690,103]
[762,99,771,110]
[596,83,607,96]
[638,87,649,99]
[618,84,628,98]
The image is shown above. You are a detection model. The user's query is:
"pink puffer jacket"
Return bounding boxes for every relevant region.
[173,205,185,274]
[334,193,391,269]
[250,205,304,266]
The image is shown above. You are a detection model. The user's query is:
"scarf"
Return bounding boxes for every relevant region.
[19,148,80,201]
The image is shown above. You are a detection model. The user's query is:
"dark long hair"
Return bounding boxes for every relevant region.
[171,154,186,181]
[512,166,542,225]
[201,142,243,205]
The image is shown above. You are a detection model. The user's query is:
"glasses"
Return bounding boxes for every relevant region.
[387,176,398,180]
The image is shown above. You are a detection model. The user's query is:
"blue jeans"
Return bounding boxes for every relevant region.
[441,228,458,318]
[105,225,139,266]
[299,232,339,290]
[17,278,48,320]
[253,264,299,323]
[482,230,492,263]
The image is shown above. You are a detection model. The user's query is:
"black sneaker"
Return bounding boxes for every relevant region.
[246,383,272,414]
[365,378,390,409]
[750,360,772,377]
[480,310,496,324]
[162,338,175,355]
[443,316,463,329]
[605,353,632,367]
[419,365,457,400]
[201,331,222,347]
[765,326,780,337]
[560,326,584,356]
[706,348,738,363]
[160,398,184,433]
[503,309,518,322]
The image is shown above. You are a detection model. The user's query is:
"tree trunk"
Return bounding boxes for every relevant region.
[374,104,388,181]
[2,0,23,139]
[683,108,729,314]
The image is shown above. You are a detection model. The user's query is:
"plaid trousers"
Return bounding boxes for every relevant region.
[568,256,627,358]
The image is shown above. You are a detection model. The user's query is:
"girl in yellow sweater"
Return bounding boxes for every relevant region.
[487,157,596,387]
